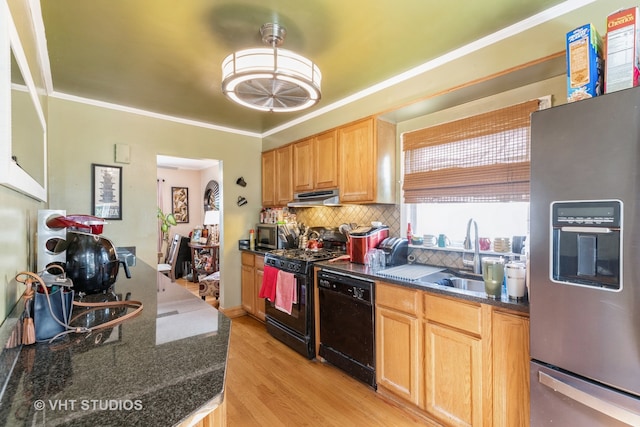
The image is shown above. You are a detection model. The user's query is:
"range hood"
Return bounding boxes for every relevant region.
[288,189,341,207]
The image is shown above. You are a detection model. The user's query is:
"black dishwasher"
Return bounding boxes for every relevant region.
[317,270,376,389]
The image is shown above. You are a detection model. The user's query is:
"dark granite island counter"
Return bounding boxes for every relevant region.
[0,262,230,426]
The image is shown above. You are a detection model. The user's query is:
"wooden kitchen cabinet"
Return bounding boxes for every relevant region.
[292,137,314,192]
[338,116,396,204]
[241,253,255,315]
[261,145,292,207]
[275,145,293,205]
[376,282,422,406]
[314,130,339,189]
[293,130,339,192]
[423,294,484,427]
[254,256,266,321]
[272,116,394,204]
[241,252,265,322]
[374,281,532,426]
[491,310,530,427]
[261,150,276,206]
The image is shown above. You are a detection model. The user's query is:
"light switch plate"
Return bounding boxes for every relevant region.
[115,144,130,164]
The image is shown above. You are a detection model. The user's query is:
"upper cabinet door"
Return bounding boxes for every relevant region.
[261,150,276,207]
[314,130,338,190]
[338,118,375,203]
[275,145,292,206]
[292,138,314,192]
[338,117,396,204]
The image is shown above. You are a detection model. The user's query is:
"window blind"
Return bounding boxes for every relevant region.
[402,99,540,203]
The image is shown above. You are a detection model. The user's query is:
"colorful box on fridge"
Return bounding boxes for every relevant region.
[566,24,604,102]
[605,7,640,93]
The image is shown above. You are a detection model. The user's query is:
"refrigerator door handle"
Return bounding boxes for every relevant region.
[539,371,640,426]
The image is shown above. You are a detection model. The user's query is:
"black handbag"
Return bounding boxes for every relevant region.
[15,268,143,345]
[32,284,74,342]
[15,266,74,343]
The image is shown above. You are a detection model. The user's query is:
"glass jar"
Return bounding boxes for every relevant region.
[482,257,505,299]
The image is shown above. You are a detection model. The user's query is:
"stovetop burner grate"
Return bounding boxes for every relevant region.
[267,248,345,262]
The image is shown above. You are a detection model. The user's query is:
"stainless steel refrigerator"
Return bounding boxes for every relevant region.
[530,86,640,426]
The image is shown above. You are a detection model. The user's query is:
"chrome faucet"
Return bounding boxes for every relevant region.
[462,218,481,274]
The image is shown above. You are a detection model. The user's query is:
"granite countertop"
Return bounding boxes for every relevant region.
[0,262,230,426]
[316,260,529,314]
[240,247,270,256]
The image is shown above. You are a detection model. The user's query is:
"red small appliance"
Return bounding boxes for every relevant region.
[348,226,389,264]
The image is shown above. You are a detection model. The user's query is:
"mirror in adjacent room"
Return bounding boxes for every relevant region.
[0,6,47,201]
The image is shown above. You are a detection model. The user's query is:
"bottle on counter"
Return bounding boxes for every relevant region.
[406,223,412,244]
[249,229,255,250]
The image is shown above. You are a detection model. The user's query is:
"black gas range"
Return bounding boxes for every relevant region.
[266,248,344,270]
[263,247,345,359]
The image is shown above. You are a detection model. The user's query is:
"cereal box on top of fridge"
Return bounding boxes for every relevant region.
[566,24,604,103]
[605,7,640,93]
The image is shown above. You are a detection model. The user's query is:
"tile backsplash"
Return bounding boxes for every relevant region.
[409,247,467,269]
[409,246,523,272]
[293,204,400,236]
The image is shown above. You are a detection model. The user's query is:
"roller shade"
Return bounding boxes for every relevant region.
[402,99,540,203]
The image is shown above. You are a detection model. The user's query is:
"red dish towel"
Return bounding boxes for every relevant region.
[259,265,278,302]
[275,270,297,315]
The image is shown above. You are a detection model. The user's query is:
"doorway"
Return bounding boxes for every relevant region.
[156,155,222,291]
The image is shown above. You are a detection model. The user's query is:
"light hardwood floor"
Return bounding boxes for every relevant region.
[176,278,423,426]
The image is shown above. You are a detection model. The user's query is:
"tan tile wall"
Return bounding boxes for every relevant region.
[293,204,401,236]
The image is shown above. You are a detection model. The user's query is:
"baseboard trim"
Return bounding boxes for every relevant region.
[219,305,246,318]
[376,387,441,426]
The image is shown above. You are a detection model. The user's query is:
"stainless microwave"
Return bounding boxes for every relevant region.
[256,224,286,250]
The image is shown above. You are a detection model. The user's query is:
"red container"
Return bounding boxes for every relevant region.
[348,226,389,264]
[46,214,106,234]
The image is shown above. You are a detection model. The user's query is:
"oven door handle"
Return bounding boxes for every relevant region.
[538,371,640,425]
[560,226,612,233]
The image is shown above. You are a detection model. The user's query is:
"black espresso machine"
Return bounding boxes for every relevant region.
[377,237,409,266]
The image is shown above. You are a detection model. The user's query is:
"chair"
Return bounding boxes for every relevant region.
[199,270,220,301]
[158,234,182,281]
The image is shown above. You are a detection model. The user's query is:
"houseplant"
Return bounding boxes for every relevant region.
[157,208,177,259]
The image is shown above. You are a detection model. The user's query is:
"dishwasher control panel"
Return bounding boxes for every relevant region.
[318,270,373,303]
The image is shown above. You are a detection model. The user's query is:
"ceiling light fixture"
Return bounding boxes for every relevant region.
[221,23,321,113]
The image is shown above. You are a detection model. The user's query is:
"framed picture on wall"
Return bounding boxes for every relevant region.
[92,163,122,220]
[171,186,189,223]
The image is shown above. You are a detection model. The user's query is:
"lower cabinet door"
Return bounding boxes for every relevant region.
[492,311,529,427]
[241,264,255,314]
[254,266,266,322]
[424,321,483,427]
[376,306,421,405]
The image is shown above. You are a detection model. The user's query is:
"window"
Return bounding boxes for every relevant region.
[402,99,540,245]
[407,202,529,247]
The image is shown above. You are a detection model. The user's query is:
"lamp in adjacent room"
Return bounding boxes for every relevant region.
[204,210,220,244]
[221,23,321,112]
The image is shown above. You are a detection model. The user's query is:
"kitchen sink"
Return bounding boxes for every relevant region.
[415,271,486,294]
[376,265,488,296]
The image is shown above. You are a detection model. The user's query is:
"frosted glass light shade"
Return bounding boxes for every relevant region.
[221,47,321,112]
